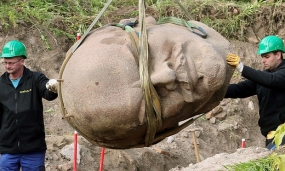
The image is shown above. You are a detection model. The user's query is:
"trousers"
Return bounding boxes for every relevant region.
[265,136,285,151]
[0,152,45,171]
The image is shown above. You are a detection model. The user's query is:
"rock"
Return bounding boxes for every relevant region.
[242,128,248,134]
[181,132,189,138]
[57,161,73,171]
[167,136,175,143]
[233,122,239,129]
[153,147,171,157]
[51,153,60,161]
[195,131,201,138]
[219,99,228,106]
[46,135,68,149]
[206,106,224,119]
[205,111,213,119]
[60,143,81,164]
[248,101,254,110]
[215,111,227,121]
[209,117,216,124]
[212,106,223,116]
[218,122,233,131]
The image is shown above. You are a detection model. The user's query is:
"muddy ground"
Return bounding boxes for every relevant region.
[0,3,285,171]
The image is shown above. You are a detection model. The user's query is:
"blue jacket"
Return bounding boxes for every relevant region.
[225,60,285,137]
[0,66,57,153]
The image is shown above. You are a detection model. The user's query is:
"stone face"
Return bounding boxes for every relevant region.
[60,17,234,149]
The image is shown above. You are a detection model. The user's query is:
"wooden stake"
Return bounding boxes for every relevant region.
[190,129,201,163]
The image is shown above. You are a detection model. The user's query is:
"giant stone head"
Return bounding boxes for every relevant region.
[60,17,234,149]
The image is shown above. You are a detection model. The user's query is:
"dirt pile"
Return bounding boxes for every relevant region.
[170,147,271,171]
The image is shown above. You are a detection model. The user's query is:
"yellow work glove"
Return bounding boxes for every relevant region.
[226,53,244,72]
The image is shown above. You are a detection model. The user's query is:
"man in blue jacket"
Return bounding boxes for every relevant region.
[225,35,285,150]
[0,40,59,171]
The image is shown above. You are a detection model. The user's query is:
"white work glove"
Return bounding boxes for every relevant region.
[237,62,244,72]
[226,53,244,72]
[46,79,58,93]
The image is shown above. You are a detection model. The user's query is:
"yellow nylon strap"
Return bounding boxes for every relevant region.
[138,0,162,147]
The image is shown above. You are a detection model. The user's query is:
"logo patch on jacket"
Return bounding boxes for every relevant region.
[20,89,32,93]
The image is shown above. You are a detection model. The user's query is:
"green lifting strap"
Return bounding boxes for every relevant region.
[157,17,208,39]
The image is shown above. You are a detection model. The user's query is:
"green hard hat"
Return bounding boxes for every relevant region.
[0,40,27,58]
[257,35,285,55]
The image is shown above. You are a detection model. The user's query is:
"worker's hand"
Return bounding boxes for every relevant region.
[226,53,240,67]
[226,53,244,72]
[46,79,58,93]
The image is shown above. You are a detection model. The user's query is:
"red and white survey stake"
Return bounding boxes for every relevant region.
[76,33,81,40]
[73,131,78,171]
[241,138,246,148]
[73,33,80,171]
[99,148,105,171]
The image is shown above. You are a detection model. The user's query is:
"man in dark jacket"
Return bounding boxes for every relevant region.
[0,40,59,171]
[225,35,285,150]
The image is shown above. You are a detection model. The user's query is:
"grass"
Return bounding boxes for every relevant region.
[223,156,276,171]
[44,108,55,113]
[223,153,285,171]
[0,0,282,44]
[177,0,269,40]
[0,0,109,42]
[223,124,285,171]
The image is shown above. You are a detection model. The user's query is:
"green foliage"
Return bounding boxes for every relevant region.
[0,0,283,45]
[223,156,275,171]
[0,0,283,49]
[225,124,285,171]
[0,0,109,42]
[232,71,239,78]
[198,115,206,122]
[272,124,285,149]
[44,108,55,113]
[185,0,265,40]
[271,153,285,171]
